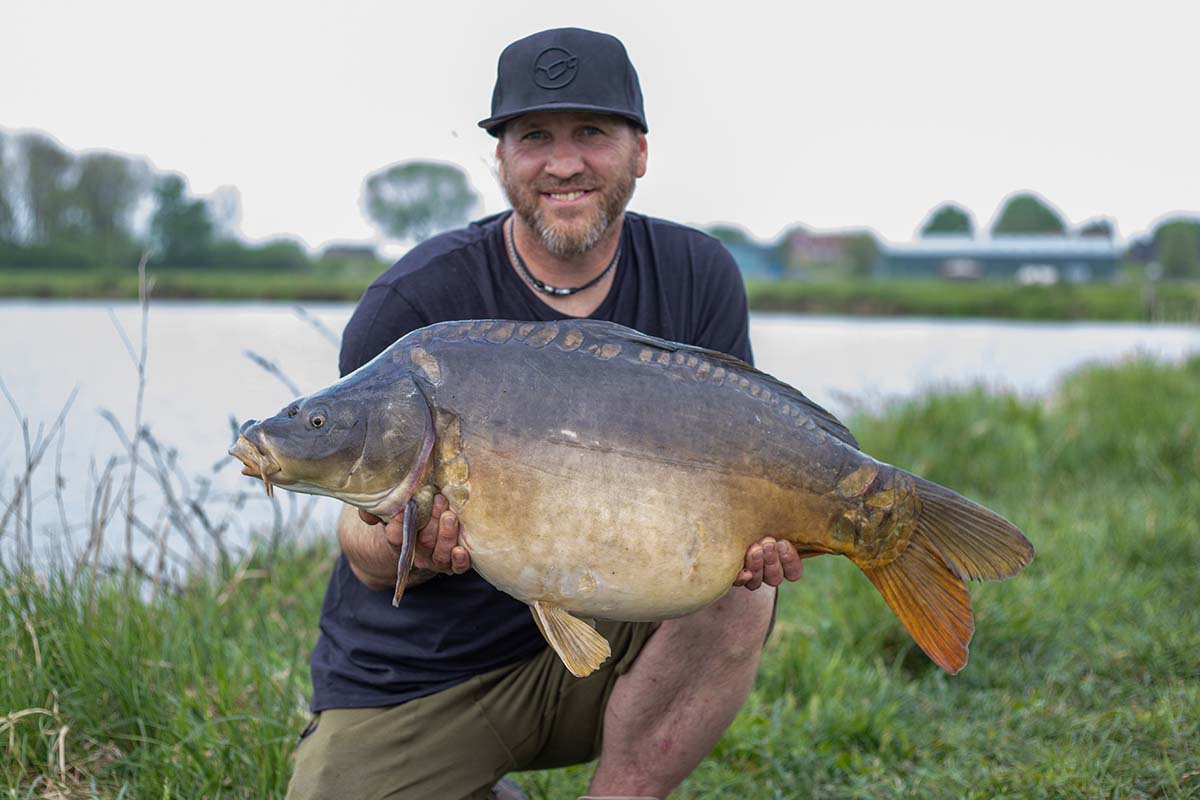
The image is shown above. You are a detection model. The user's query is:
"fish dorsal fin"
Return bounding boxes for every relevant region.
[576,319,860,450]
[531,601,612,678]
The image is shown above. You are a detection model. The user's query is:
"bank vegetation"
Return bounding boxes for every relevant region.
[3,354,1197,798]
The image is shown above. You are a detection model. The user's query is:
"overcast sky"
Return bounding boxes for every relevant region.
[3,0,1197,252]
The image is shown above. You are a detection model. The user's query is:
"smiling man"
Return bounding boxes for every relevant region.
[285,28,803,800]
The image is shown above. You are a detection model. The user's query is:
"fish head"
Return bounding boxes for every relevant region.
[229,368,434,517]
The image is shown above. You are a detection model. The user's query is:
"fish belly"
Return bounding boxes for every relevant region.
[453,433,763,621]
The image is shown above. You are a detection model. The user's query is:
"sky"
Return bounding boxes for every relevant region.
[3,0,1197,253]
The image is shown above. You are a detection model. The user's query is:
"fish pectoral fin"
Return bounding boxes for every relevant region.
[531,601,611,678]
[391,498,419,608]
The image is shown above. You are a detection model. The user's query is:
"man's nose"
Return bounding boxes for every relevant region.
[544,139,585,179]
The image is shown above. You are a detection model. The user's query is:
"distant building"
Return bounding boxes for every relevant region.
[725,241,786,280]
[785,231,857,266]
[877,236,1120,283]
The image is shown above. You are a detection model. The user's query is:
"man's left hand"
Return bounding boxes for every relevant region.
[734,537,803,590]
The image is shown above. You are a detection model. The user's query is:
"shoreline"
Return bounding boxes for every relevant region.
[2,270,1199,322]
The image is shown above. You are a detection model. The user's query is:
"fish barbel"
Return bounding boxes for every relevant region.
[230,319,1033,677]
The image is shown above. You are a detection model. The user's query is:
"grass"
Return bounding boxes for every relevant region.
[1,550,330,798]
[0,269,377,302]
[744,277,1200,323]
[4,268,1200,321]
[3,356,1200,798]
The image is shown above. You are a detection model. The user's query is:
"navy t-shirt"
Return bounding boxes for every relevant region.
[310,210,753,711]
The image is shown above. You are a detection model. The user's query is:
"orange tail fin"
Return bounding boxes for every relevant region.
[861,476,1033,674]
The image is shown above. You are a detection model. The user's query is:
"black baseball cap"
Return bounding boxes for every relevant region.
[478,28,648,136]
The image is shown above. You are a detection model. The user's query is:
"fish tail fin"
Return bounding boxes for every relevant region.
[861,476,1033,674]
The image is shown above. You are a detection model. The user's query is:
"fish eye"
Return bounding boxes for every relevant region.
[310,414,325,429]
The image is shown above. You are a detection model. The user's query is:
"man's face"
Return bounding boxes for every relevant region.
[497,111,647,258]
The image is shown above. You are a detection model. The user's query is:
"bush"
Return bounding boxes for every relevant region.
[216,238,311,271]
[0,239,104,270]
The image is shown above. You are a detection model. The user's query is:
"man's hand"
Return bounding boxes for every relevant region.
[358,494,471,576]
[733,537,803,590]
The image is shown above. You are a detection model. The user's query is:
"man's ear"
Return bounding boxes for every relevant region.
[495,141,506,182]
[635,132,648,178]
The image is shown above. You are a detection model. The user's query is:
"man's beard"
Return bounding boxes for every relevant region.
[500,152,638,258]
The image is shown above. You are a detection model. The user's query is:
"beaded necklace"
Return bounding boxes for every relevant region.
[506,215,621,297]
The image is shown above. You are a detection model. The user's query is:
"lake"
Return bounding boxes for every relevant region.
[2,299,1198,566]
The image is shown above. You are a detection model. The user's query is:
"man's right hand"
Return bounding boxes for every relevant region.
[357,494,472,577]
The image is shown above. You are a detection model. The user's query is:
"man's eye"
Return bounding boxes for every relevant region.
[523,130,546,141]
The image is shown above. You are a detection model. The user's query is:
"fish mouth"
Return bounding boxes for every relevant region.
[229,434,282,497]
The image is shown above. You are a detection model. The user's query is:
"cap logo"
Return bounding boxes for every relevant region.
[533,47,578,89]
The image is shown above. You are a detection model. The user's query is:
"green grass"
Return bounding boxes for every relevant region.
[745,278,1200,322]
[4,268,1200,321]
[0,268,377,302]
[4,357,1200,798]
[1,550,332,798]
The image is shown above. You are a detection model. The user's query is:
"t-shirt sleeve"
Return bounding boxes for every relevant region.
[338,285,431,377]
[691,241,754,366]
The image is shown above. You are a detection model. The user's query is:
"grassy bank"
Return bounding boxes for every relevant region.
[4,268,1200,321]
[745,277,1200,322]
[4,356,1199,798]
[0,269,376,303]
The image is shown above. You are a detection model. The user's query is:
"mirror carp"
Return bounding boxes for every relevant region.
[230,319,1033,677]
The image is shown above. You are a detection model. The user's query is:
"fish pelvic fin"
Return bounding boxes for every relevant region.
[531,601,612,678]
[860,477,1033,674]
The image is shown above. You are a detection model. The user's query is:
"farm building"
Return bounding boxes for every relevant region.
[726,241,786,279]
[876,236,1120,283]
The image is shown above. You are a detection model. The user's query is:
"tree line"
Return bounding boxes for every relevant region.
[712,194,1200,281]
[921,194,1200,278]
[0,129,292,270]
[2,127,1196,279]
[0,128,481,272]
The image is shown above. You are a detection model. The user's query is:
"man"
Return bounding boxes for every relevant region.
[286,27,803,800]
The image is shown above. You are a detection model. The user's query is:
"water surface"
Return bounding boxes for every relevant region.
[3,300,1197,563]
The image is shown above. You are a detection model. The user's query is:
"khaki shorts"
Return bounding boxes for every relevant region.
[286,618,653,800]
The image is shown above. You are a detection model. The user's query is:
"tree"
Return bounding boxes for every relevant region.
[992,192,1066,236]
[0,132,15,242]
[207,185,242,241]
[150,174,215,266]
[19,132,74,242]
[362,160,479,243]
[1079,218,1114,239]
[844,233,878,278]
[72,152,149,243]
[705,224,753,246]
[920,203,974,236]
[1155,219,1200,278]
